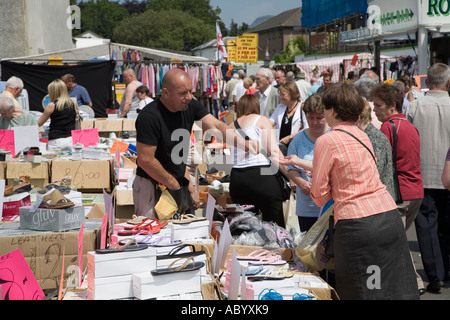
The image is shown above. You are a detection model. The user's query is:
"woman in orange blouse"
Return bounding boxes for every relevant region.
[282,82,419,300]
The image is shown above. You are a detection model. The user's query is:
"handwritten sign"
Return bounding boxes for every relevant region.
[0,130,15,156]
[0,249,45,300]
[71,128,100,147]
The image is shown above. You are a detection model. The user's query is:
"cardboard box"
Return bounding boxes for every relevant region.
[0,161,7,179]
[112,186,135,219]
[19,206,85,232]
[87,246,157,279]
[169,220,210,242]
[132,268,202,300]
[6,160,50,189]
[51,158,112,192]
[2,192,31,217]
[0,219,101,290]
[87,274,134,300]
[94,118,123,133]
[80,119,95,130]
[122,119,136,131]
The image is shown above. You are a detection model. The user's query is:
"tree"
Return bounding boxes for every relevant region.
[146,0,221,25]
[113,9,215,51]
[76,0,129,40]
[113,0,147,15]
[274,35,308,63]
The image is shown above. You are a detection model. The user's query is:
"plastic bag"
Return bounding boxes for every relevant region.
[154,184,178,220]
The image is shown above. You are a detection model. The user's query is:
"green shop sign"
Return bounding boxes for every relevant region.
[380,8,415,26]
[427,0,450,16]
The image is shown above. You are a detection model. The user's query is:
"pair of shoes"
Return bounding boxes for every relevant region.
[427,280,445,292]
[118,218,168,236]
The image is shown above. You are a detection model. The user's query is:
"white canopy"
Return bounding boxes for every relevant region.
[2,42,213,64]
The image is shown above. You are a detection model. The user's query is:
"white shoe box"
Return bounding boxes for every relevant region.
[87,274,134,300]
[87,246,157,279]
[169,220,210,241]
[132,268,202,300]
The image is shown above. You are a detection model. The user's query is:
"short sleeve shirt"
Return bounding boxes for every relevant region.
[135,98,209,182]
[69,84,91,106]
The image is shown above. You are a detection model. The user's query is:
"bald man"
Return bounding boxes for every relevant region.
[120,69,143,117]
[134,68,258,218]
[0,95,37,129]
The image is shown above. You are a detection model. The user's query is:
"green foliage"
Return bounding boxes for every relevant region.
[274,35,308,63]
[113,9,215,51]
[227,19,249,36]
[77,0,129,40]
[146,0,221,25]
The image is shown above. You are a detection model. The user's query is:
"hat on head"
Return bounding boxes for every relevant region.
[296,72,306,79]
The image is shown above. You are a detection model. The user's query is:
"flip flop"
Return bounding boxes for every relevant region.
[171,214,207,224]
[39,189,75,209]
[95,239,148,254]
[126,215,148,225]
[157,243,205,260]
[245,264,263,276]
[123,234,181,247]
[247,266,293,281]
[118,219,168,236]
[237,249,287,265]
[151,257,204,275]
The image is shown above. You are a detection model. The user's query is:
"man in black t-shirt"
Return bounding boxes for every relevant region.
[134,68,258,218]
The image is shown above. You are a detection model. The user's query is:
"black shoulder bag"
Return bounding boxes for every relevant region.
[389,120,403,204]
[234,119,291,201]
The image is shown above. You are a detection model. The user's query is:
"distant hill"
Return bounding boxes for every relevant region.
[250,15,274,28]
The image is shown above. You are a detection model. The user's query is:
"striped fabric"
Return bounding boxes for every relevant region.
[310,122,397,223]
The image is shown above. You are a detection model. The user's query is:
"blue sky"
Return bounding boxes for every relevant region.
[210,0,302,28]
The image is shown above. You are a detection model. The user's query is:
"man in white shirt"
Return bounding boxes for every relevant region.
[232,70,246,106]
[295,72,311,101]
[254,68,280,118]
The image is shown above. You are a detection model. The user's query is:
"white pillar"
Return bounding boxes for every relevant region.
[418,27,429,75]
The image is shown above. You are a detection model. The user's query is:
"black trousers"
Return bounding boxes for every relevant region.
[230,166,285,228]
[415,189,450,283]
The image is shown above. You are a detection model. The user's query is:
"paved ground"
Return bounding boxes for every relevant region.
[407,223,450,300]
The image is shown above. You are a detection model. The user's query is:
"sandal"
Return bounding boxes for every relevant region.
[127,214,148,225]
[237,249,286,265]
[118,218,168,236]
[171,213,207,225]
[157,243,205,260]
[39,189,75,209]
[247,266,293,281]
[95,239,148,254]
[151,257,204,275]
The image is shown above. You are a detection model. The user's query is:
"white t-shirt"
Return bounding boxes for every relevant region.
[138,97,154,111]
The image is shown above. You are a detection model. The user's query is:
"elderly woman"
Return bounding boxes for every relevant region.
[286,94,329,232]
[270,81,308,155]
[356,99,395,200]
[38,79,78,151]
[282,82,419,300]
[229,94,286,228]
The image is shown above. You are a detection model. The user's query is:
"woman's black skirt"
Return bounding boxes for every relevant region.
[334,209,420,300]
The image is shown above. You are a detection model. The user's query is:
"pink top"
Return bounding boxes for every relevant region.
[311,122,397,224]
